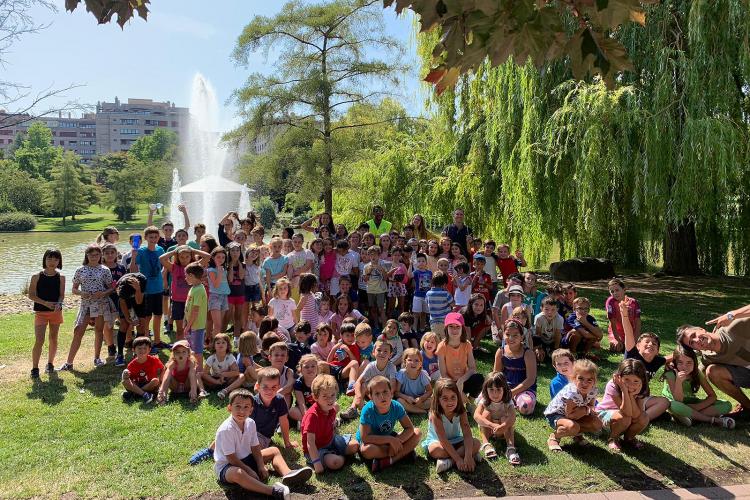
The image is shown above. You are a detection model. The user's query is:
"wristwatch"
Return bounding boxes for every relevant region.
[727,312,735,322]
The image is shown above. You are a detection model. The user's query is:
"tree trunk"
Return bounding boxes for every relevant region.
[321,36,333,214]
[663,220,701,275]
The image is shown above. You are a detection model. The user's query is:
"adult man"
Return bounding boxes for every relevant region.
[366,205,391,241]
[677,303,750,420]
[442,208,473,258]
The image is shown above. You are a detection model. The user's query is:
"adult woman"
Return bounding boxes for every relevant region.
[411,213,437,241]
[301,212,336,237]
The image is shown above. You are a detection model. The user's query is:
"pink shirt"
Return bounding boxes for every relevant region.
[605,296,641,341]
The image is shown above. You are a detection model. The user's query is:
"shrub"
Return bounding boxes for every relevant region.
[256,196,277,229]
[0,212,37,231]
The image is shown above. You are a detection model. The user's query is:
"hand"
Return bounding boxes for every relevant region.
[388,437,403,455]
[257,467,269,481]
[455,457,467,471]
[618,297,630,314]
[285,440,298,449]
[613,374,626,391]
[178,203,186,212]
[676,370,690,382]
[564,399,577,415]
[131,248,138,257]
[706,313,732,330]
[464,454,476,472]
[149,206,156,214]
[515,249,523,259]
[313,461,324,474]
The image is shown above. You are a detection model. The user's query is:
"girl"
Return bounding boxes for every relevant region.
[289,353,320,422]
[96,226,119,245]
[301,212,336,237]
[318,294,335,327]
[59,244,114,371]
[207,246,231,340]
[236,330,259,385]
[378,318,405,367]
[247,303,266,334]
[160,245,210,341]
[421,378,482,473]
[243,246,263,322]
[312,323,335,362]
[438,236,452,260]
[596,358,650,451]
[297,273,320,332]
[319,226,332,241]
[362,232,375,250]
[268,277,297,333]
[331,294,365,340]
[436,312,484,400]
[662,344,735,429]
[281,228,294,240]
[281,238,293,256]
[396,348,432,414]
[309,238,324,280]
[474,372,519,464]
[493,320,538,415]
[420,331,440,381]
[461,293,491,352]
[226,242,247,343]
[500,285,530,326]
[411,213,436,241]
[387,247,408,318]
[100,243,124,360]
[202,333,239,391]
[29,249,65,378]
[379,233,393,263]
[287,233,314,300]
[319,238,336,294]
[335,223,348,240]
[157,340,203,404]
[449,243,464,273]
[426,240,440,273]
[511,306,534,349]
[606,278,641,353]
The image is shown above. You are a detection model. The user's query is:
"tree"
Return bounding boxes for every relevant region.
[128,128,177,163]
[106,159,144,222]
[46,151,87,225]
[227,0,404,214]
[13,122,61,179]
[0,160,44,213]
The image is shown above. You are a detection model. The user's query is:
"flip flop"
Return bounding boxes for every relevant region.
[547,435,562,452]
[608,439,622,452]
[480,442,498,459]
[505,446,521,465]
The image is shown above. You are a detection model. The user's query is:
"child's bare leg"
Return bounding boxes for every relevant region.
[65,321,88,364]
[262,446,291,476]
[48,325,60,365]
[645,396,670,420]
[608,411,632,440]
[32,325,47,369]
[553,418,581,440]
[624,412,648,440]
[175,319,184,340]
[343,360,359,384]
[210,310,223,337]
[397,397,425,414]
[359,443,390,460]
[322,453,345,471]
[577,414,603,434]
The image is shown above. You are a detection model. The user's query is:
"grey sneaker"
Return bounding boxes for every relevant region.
[94,358,106,367]
[672,414,692,427]
[56,362,73,372]
[281,466,313,486]
[436,457,454,473]
[271,482,290,500]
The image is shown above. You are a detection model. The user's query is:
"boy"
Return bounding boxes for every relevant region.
[183,262,208,370]
[425,271,454,339]
[363,245,388,330]
[563,297,603,360]
[523,272,547,317]
[214,388,312,499]
[130,225,169,351]
[481,240,500,297]
[302,375,359,474]
[436,258,455,296]
[559,283,577,321]
[453,261,472,309]
[287,321,312,371]
[345,340,399,422]
[189,223,206,249]
[470,253,493,304]
[337,275,359,310]
[121,336,163,404]
[411,253,432,333]
[355,322,375,367]
[496,244,526,287]
[326,322,361,399]
[398,312,420,349]
[357,375,422,472]
[114,272,148,365]
[534,297,564,363]
[549,348,575,398]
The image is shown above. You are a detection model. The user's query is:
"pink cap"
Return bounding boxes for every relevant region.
[445,312,465,327]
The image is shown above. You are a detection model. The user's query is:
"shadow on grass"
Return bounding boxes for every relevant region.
[27,371,67,405]
[376,454,433,499]
[665,421,750,472]
[73,362,126,398]
[316,466,376,499]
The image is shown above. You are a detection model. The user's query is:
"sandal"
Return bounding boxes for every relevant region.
[217,389,228,399]
[573,434,590,446]
[608,439,622,452]
[547,434,562,452]
[505,446,521,465]
[626,438,645,450]
[480,442,498,460]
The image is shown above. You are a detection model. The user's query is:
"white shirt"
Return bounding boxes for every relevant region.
[205,353,237,377]
[269,297,297,331]
[214,415,260,476]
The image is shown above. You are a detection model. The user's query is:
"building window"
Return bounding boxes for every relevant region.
[59,131,77,137]
[144,129,154,135]
[68,141,77,146]
[171,121,178,127]
[80,123,96,129]
[121,118,139,125]
[120,129,140,135]
[58,121,77,128]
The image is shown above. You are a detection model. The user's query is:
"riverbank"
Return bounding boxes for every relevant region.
[0,294,81,315]
[32,203,155,232]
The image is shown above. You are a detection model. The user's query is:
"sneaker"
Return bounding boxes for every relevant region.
[122,391,135,402]
[56,362,73,372]
[436,457,454,473]
[371,456,392,472]
[30,367,40,379]
[188,447,214,466]
[154,341,172,350]
[725,405,750,421]
[346,382,356,396]
[672,414,692,427]
[107,345,117,358]
[45,363,54,374]
[340,406,359,421]
[94,358,106,367]
[281,466,313,486]
[714,416,736,429]
[114,355,125,367]
[142,392,154,404]
[198,389,209,399]
[271,482,290,500]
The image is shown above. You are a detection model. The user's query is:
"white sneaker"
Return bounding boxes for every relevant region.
[93,358,106,367]
[271,482,290,500]
[436,457,454,473]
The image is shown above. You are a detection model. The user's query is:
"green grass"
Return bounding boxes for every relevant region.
[1,277,750,498]
[33,204,157,232]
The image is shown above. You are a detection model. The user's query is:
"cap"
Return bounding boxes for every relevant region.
[473,253,486,261]
[172,339,190,351]
[407,238,418,245]
[508,285,526,297]
[445,312,465,327]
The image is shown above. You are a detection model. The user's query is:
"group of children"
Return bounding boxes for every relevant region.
[26,210,740,498]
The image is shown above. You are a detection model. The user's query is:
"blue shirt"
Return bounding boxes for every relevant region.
[136,246,164,294]
[262,255,289,284]
[359,342,374,362]
[426,287,453,323]
[523,290,547,317]
[412,269,432,298]
[252,393,288,439]
[550,372,569,399]
[356,400,406,442]
[565,313,599,332]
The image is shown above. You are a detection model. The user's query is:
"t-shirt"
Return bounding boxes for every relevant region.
[107,264,127,304]
[262,255,289,284]
[364,260,388,294]
[422,351,439,378]
[126,355,164,385]
[334,252,354,278]
[158,237,177,251]
[605,296,641,341]
[287,249,313,287]
[360,361,397,385]
[543,382,597,417]
[287,340,311,371]
[135,246,165,294]
[294,377,315,408]
[213,415,260,477]
[269,297,297,331]
[565,314,599,333]
[454,275,472,306]
[185,284,207,330]
[244,263,261,286]
[625,346,665,380]
[524,290,547,317]
[359,342,374,362]
[170,263,191,302]
[329,342,360,367]
[426,288,453,324]
[701,317,750,368]
[301,402,336,454]
[470,271,492,302]
[412,269,433,298]
[252,393,289,439]
[497,257,522,285]
[442,223,473,257]
[483,254,498,283]
[597,380,628,411]
[549,372,569,399]
[311,341,334,361]
[356,400,406,442]
[534,312,564,343]
[73,265,112,294]
[207,267,230,295]
[436,340,471,380]
[205,353,238,377]
[396,369,431,398]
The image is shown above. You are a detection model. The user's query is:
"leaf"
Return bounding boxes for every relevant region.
[579,0,650,29]
[66,0,150,27]
[567,27,633,88]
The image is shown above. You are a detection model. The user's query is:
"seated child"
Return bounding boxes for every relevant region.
[474,372,519,464]
[267,342,296,408]
[311,323,335,363]
[549,349,575,399]
[355,322,374,369]
[420,331,441,381]
[121,336,163,404]
[325,322,360,398]
[422,378,482,473]
[345,340,398,420]
[493,319,537,415]
[562,297,603,360]
[398,312,421,350]
[157,339,204,404]
[302,374,359,474]
[596,358,651,452]
[203,333,240,393]
[534,297,563,363]
[257,332,281,368]
[378,319,405,367]
[287,321,312,371]
[357,375,422,472]
[396,348,432,414]
[237,330,259,384]
[213,388,312,499]
[289,354,320,423]
[544,359,603,451]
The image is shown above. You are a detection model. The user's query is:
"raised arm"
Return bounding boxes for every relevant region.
[620,299,636,352]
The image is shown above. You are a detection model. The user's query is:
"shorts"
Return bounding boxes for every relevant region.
[330,364,344,380]
[367,292,386,309]
[304,434,353,465]
[144,293,163,317]
[722,364,750,388]
[257,433,272,450]
[228,295,245,306]
[598,409,617,429]
[218,452,260,483]
[188,329,206,355]
[208,293,229,312]
[34,310,63,326]
[412,296,428,313]
[546,413,564,429]
[388,282,407,297]
[75,300,116,327]
[171,301,186,321]
[430,322,445,339]
[244,284,262,303]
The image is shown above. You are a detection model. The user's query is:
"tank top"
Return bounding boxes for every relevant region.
[299,293,319,331]
[171,361,190,385]
[228,264,245,297]
[34,271,61,311]
[502,348,536,393]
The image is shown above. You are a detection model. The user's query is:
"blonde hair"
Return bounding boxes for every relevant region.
[257,367,280,384]
[573,358,599,378]
[269,341,288,356]
[403,347,422,364]
[272,277,292,299]
[297,353,319,374]
[238,331,259,357]
[354,322,372,338]
[420,331,439,350]
[374,339,392,354]
[312,374,338,396]
[573,297,591,308]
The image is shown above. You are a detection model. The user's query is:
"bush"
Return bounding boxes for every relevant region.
[256,196,277,229]
[0,212,37,231]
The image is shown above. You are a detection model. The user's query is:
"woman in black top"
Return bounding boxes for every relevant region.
[28,249,65,379]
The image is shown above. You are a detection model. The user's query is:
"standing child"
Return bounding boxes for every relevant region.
[101,243,124,361]
[544,359,603,451]
[500,285,529,326]
[203,333,240,393]
[453,262,472,309]
[262,237,290,303]
[183,263,208,371]
[596,358,650,451]
[436,313,485,400]
[287,233,314,300]
[426,271,454,339]
[522,272,546,317]
[496,245,526,287]
[121,336,163,404]
[549,349,575,398]
[157,339,203,404]
[268,278,297,333]
[289,354,320,422]
[330,295,365,340]
[396,348,432,414]
[318,294,335,327]
[160,245,210,342]
[469,254,493,304]
[422,378,482,473]
[318,239,336,294]
[227,242,247,344]
[364,245,388,331]
[410,253,433,333]
[493,320,538,415]
[420,331,441,381]
[332,240,354,297]
[29,249,65,378]
[606,278,641,353]
[386,247,409,317]
[207,246,231,340]
[297,273,320,332]
[244,246,263,321]
[130,226,168,350]
[474,372,519,464]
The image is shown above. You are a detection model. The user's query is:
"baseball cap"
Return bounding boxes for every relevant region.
[445,312,465,327]
[172,339,191,351]
[473,253,486,261]
[508,285,526,297]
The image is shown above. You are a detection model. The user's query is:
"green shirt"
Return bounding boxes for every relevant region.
[185,284,207,330]
[188,241,200,250]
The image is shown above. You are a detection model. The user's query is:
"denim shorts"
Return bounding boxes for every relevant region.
[188,329,205,355]
[304,434,352,466]
[244,284,262,303]
[208,293,229,312]
[546,413,564,429]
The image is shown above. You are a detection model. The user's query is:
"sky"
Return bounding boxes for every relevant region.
[3,0,426,132]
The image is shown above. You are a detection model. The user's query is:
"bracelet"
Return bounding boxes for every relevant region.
[310,458,322,464]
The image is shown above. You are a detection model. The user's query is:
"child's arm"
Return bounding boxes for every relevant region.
[294,389,307,414]
[459,412,476,468]
[208,268,222,289]
[694,372,718,411]
[515,250,527,267]
[28,273,52,310]
[430,412,464,465]
[250,444,268,480]
[187,362,199,401]
[666,371,684,402]
[228,450,265,481]
[415,379,433,405]
[157,369,173,402]
[437,349,450,378]
[472,402,495,429]
[59,275,66,303]
[184,303,199,333]
[492,347,504,373]
[620,300,636,352]
[510,349,537,397]
[306,431,324,474]
[278,414,297,448]
[193,249,212,266]
[578,315,603,339]
[611,376,630,417]
[243,359,258,383]
[278,368,294,396]
[220,362,240,383]
[159,250,176,272]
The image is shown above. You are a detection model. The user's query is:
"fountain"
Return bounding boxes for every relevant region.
[238,184,253,219]
[169,168,184,228]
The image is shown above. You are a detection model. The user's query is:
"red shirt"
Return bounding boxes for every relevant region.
[470,271,493,302]
[301,402,336,454]
[497,257,521,285]
[329,342,360,367]
[126,355,164,385]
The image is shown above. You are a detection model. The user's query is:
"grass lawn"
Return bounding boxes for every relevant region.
[1,276,750,498]
[33,204,158,232]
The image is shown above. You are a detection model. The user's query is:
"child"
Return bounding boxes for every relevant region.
[462,294,492,352]
[481,240,500,296]
[331,294,365,340]
[549,349,575,399]
[426,240,440,272]
[559,283,577,321]
[326,322,361,400]
[297,273,320,332]
[357,249,370,314]
[474,372,519,464]
[606,278,641,353]
[347,340,399,419]
[227,242,247,342]
[101,243,124,361]
[355,322,375,368]
[318,294,335,327]
[29,248,65,378]
[183,263,208,371]
[203,333,240,393]
[207,246,231,339]
[469,253,493,304]
[287,233,314,300]
[157,340,203,404]
[500,285,528,326]
[267,342,296,408]
[522,272,546,317]
[337,275,359,311]
[662,344,735,429]
[311,323,335,363]
[237,330,260,385]
[420,331,441,381]
[534,297,564,363]
[332,239,354,297]
[357,375,422,472]
[436,312,484,400]
[453,261,472,309]
[262,237,290,302]
[493,320,538,415]
[160,245,210,342]
[563,297,603,360]
[268,278,297,333]
[596,358,650,451]
[386,246,408,317]
[287,321,312,372]
[396,348,432,414]
[131,226,168,350]
[121,336,163,404]
[511,306,534,350]
[544,359,603,451]
[364,245,388,330]
[426,271,454,339]
[398,312,420,349]
[289,354,320,422]
[378,319,405,367]
[319,238,336,294]
[213,388,312,499]
[421,378,481,473]
[436,257,455,297]
[302,374,359,474]
[496,244,526,287]
[410,253,432,333]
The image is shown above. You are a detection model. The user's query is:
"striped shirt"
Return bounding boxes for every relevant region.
[426,287,454,324]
